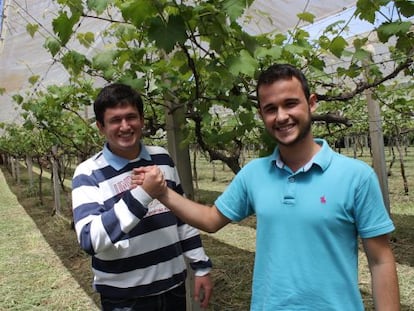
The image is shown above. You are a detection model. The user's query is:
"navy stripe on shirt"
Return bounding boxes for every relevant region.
[96,271,187,299]
[92,242,184,273]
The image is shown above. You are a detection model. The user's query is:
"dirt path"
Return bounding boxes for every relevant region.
[0,169,99,310]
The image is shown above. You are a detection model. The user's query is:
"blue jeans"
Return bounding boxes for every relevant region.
[100,283,186,311]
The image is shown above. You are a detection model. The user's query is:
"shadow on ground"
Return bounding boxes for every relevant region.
[391,213,414,267]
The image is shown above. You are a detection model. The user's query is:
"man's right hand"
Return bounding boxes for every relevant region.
[132,166,167,199]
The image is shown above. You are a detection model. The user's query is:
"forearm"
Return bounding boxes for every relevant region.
[72,185,150,254]
[159,188,228,233]
[371,261,400,311]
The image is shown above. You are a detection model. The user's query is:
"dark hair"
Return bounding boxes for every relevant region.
[256,64,310,104]
[94,83,144,125]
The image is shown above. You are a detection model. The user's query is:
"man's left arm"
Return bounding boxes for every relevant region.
[362,234,400,311]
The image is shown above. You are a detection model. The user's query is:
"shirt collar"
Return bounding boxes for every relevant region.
[103,142,152,170]
[270,138,332,172]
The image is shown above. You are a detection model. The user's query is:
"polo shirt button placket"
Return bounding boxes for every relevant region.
[283,175,296,205]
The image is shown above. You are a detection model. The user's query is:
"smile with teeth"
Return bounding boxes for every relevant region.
[276,124,295,132]
[119,132,134,138]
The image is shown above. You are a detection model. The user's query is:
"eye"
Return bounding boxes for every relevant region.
[263,106,277,115]
[108,117,122,124]
[285,100,299,108]
[126,114,139,121]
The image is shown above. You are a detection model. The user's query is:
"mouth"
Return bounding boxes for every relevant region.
[118,132,134,139]
[275,124,295,133]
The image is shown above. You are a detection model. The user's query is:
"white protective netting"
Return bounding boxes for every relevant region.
[0,0,357,124]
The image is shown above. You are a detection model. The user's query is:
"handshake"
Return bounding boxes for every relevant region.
[131,165,168,199]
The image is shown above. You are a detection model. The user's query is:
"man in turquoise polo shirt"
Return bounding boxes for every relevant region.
[135,63,400,310]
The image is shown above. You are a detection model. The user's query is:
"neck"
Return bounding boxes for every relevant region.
[107,143,141,160]
[278,137,320,172]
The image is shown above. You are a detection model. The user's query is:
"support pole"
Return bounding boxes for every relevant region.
[165,97,200,311]
[363,55,390,213]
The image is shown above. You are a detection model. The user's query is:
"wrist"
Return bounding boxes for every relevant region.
[131,186,153,207]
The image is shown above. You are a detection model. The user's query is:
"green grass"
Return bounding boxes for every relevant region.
[0,168,99,311]
[0,146,413,310]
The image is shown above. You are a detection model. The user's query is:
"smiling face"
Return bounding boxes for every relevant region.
[258,76,317,148]
[97,103,144,160]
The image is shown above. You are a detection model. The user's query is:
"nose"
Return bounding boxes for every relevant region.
[275,107,289,123]
[120,118,130,130]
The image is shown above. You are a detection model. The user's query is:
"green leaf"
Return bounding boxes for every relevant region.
[355,0,382,23]
[26,23,39,38]
[297,12,315,23]
[148,15,187,53]
[223,0,253,22]
[12,94,24,105]
[57,0,84,14]
[353,48,372,61]
[77,32,95,48]
[120,0,157,27]
[43,37,61,56]
[346,63,362,78]
[148,17,168,51]
[207,67,235,90]
[395,0,414,18]
[329,36,347,58]
[166,15,188,45]
[395,34,414,53]
[118,76,146,91]
[28,75,40,85]
[206,72,224,90]
[308,57,325,71]
[113,24,138,42]
[377,21,412,43]
[61,50,87,76]
[52,11,81,45]
[352,37,368,50]
[241,32,259,54]
[0,88,5,95]
[284,43,306,55]
[92,49,117,70]
[87,0,109,14]
[239,110,253,126]
[318,35,331,50]
[228,50,257,76]
[254,46,282,59]
[274,34,287,45]
[323,20,346,36]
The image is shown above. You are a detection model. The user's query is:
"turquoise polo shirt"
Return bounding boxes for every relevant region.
[215,139,394,311]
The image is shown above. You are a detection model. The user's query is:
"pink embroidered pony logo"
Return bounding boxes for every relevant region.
[320,196,327,204]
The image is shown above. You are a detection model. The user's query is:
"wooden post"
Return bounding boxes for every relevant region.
[26,155,34,187]
[11,156,16,179]
[165,100,194,199]
[363,53,390,212]
[51,145,61,215]
[16,157,21,184]
[165,97,201,311]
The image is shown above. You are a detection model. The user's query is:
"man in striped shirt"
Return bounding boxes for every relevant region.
[72,83,213,311]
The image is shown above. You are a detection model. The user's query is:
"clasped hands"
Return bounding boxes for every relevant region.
[132,165,214,308]
[131,165,168,199]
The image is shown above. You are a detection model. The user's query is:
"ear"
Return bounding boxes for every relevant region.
[257,105,264,120]
[96,121,104,134]
[308,94,318,113]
